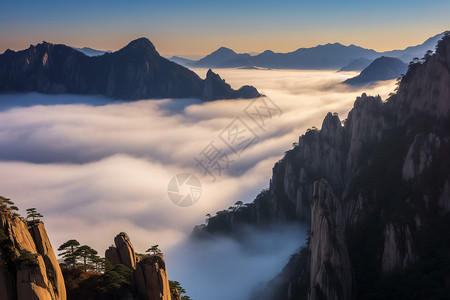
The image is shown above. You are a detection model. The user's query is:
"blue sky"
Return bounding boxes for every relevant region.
[0,0,449,55]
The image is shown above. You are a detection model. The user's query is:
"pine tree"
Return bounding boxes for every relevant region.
[145,245,161,256]
[74,245,98,271]
[58,239,80,268]
[26,208,43,223]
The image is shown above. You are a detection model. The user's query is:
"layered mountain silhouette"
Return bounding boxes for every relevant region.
[170,31,447,70]
[193,33,450,299]
[339,57,373,71]
[0,38,260,101]
[71,46,112,57]
[344,56,408,85]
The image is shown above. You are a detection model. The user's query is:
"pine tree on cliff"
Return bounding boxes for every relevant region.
[26,207,43,223]
[0,196,20,217]
[74,245,98,271]
[58,239,80,268]
[146,245,161,256]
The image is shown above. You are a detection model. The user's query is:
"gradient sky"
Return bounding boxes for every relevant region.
[0,0,449,56]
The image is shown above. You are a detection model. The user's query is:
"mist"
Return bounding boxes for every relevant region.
[0,68,396,299]
[165,223,307,300]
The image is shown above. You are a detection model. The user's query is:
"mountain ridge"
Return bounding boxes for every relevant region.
[170,31,448,70]
[0,38,260,101]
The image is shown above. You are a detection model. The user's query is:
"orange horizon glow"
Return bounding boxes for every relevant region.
[1,26,448,57]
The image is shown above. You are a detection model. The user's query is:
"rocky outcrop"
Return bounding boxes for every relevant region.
[202,69,260,100]
[395,34,450,122]
[133,255,171,300]
[0,38,260,101]
[309,180,354,300]
[105,232,136,270]
[0,208,66,300]
[105,233,172,300]
[29,223,66,299]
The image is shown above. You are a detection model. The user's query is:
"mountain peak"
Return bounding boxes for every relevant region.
[123,37,157,53]
[212,47,236,55]
[344,56,407,85]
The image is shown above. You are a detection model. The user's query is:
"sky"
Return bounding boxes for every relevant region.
[0,0,449,56]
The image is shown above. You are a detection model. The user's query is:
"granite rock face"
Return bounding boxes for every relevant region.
[0,209,66,300]
[105,233,172,300]
[309,180,354,300]
[133,255,172,300]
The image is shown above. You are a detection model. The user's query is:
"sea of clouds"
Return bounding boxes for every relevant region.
[0,68,396,299]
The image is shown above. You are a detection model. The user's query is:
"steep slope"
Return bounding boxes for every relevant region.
[195,33,450,299]
[0,206,66,300]
[0,38,259,101]
[344,56,408,85]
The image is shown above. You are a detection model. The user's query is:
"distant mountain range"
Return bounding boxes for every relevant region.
[71,46,112,57]
[344,56,408,85]
[339,57,373,71]
[170,31,447,70]
[0,38,260,101]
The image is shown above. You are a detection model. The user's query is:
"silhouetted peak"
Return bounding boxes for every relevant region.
[262,50,275,55]
[212,47,236,55]
[2,49,15,55]
[206,69,221,79]
[122,37,157,53]
[323,42,345,48]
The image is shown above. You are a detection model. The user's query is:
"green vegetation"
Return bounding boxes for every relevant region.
[58,240,104,272]
[96,264,133,298]
[26,207,43,223]
[146,244,161,256]
[0,196,21,218]
[62,263,132,300]
[58,239,81,268]
[169,280,192,300]
[16,249,39,267]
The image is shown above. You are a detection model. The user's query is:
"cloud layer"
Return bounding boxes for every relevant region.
[0,68,396,298]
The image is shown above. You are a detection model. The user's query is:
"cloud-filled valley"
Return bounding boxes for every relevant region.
[0,68,397,298]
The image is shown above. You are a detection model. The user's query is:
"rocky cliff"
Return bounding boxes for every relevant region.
[0,38,259,101]
[105,233,172,300]
[197,33,450,299]
[105,232,137,270]
[0,207,66,300]
[309,180,354,300]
